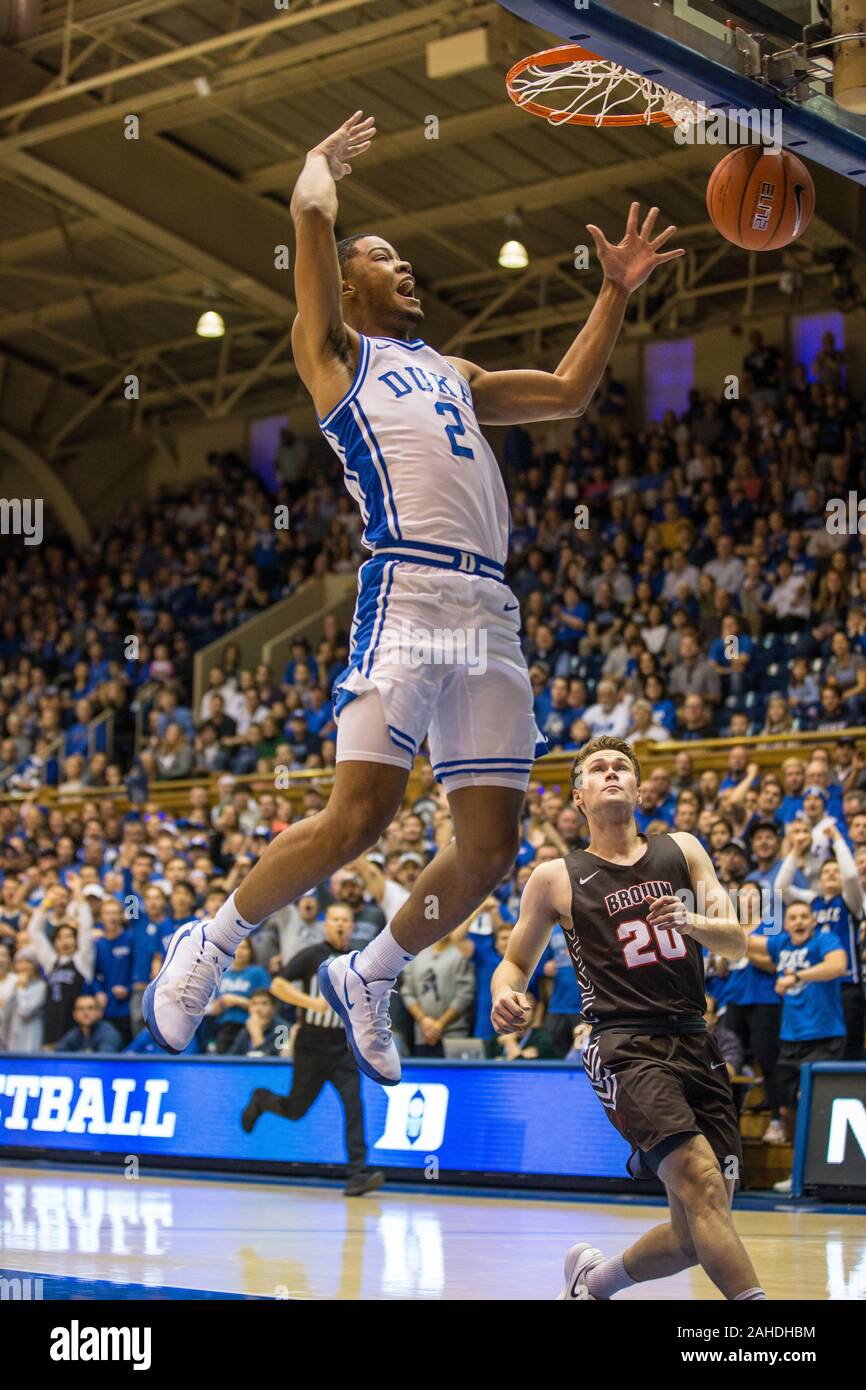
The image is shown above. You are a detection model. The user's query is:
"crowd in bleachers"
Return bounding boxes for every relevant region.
[0,332,865,1127]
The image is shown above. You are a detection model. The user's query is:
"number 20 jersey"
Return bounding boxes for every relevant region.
[317,335,511,563]
[563,834,707,1025]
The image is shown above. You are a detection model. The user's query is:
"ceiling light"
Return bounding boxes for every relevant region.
[196,310,225,338]
[498,239,528,269]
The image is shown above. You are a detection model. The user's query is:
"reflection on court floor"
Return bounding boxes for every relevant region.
[1,1165,865,1300]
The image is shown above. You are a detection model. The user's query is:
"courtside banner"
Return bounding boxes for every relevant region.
[0,1054,632,1184]
[794,1063,866,1197]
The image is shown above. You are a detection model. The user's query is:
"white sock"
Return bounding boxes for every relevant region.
[734,1288,768,1300]
[207,891,261,954]
[355,925,415,982]
[585,1252,635,1300]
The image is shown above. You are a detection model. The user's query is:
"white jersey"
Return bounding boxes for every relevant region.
[318,334,510,565]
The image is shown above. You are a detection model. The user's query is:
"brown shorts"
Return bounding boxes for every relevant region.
[583,1029,742,1180]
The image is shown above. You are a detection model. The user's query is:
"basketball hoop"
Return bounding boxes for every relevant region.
[505,44,702,129]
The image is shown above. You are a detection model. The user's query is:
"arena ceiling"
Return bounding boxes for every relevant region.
[0,0,864,467]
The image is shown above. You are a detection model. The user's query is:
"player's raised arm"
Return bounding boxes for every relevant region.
[447,203,683,425]
[290,112,374,387]
[490,860,566,1032]
[653,832,747,960]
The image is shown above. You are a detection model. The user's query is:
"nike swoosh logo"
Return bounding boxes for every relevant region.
[579,872,600,885]
[343,976,354,1011]
[792,184,805,237]
[711,1062,726,1070]
[504,603,519,612]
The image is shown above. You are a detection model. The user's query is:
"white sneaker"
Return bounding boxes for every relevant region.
[773,1176,793,1195]
[762,1119,787,1145]
[318,952,401,1086]
[556,1243,606,1300]
[143,920,233,1053]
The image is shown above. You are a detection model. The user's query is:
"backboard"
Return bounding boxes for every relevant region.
[496,0,866,184]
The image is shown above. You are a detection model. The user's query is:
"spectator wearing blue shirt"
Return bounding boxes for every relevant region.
[719,744,754,794]
[282,640,318,688]
[154,689,195,741]
[538,677,576,751]
[643,672,676,735]
[228,990,286,1056]
[304,687,336,740]
[709,615,753,697]
[64,698,107,759]
[776,824,865,1060]
[121,849,157,908]
[778,758,808,825]
[453,904,544,1041]
[551,586,591,651]
[540,925,583,1056]
[93,899,135,1045]
[131,884,174,1030]
[208,936,270,1052]
[723,874,785,1145]
[748,901,847,1157]
[55,995,123,1054]
[634,780,674,833]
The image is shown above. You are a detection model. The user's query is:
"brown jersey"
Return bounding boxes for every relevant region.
[563,833,707,1031]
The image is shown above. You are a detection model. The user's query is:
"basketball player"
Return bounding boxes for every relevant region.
[491,736,767,1301]
[144,112,684,1083]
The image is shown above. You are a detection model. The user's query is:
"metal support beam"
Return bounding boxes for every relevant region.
[244,104,517,194]
[0,2,488,155]
[214,328,292,417]
[16,1,193,54]
[0,423,91,543]
[2,151,291,319]
[358,148,712,241]
[0,0,392,122]
[47,363,131,452]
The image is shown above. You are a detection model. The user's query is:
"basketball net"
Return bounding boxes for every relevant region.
[505,45,703,130]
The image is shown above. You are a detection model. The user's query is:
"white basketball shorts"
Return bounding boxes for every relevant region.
[333,549,547,792]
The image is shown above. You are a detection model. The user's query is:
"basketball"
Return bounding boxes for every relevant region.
[706,146,815,250]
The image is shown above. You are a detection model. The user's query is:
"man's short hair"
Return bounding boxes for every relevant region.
[336,232,378,276]
[249,989,274,1004]
[571,735,641,791]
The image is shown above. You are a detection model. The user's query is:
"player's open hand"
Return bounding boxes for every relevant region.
[586,203,684,294]
[646,893,692,934]
[491,989,533,1034]
[310,110,376,181]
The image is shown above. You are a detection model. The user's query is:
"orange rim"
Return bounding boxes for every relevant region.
[505,44,676,127]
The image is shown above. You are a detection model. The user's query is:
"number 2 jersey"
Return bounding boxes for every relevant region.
[317,334,510,562]
[563,834,707,1028]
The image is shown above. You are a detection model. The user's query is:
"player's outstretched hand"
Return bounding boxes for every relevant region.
[310,110,376,181]
[586,202,684,293]
[491,989,532,1034]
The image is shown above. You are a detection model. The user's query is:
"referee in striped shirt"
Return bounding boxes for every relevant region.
[241,904,385,1197]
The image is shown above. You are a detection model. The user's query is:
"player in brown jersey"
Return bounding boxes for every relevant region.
[491,735,767,1301]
